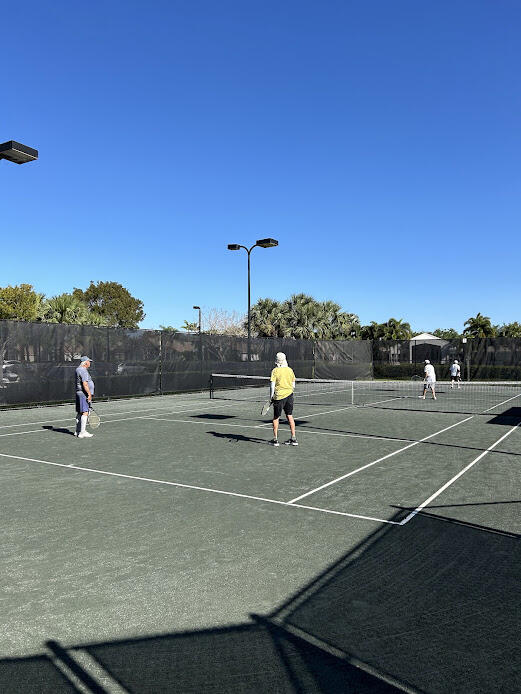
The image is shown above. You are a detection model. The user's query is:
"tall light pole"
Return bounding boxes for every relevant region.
[227,238,278,362]
[193,306,203,387]
[0,141,38,165]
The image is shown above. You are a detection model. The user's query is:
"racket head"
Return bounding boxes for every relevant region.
[261,399,272,416]
[88,408,101,428]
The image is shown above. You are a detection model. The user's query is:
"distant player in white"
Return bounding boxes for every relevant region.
[450,359,461,389]
[421,359,437,400]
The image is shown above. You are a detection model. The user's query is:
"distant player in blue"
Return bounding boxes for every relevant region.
[75,356,94,438]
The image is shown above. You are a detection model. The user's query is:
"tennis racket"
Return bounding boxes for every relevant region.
[88,406,101,429]
[261,399,273,416]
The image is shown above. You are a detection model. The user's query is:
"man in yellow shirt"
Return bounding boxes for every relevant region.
[270,352,298,446]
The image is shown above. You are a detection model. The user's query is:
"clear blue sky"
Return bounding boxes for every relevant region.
[3,0,520,332]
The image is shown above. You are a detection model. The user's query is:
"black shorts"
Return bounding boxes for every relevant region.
[451,373,461,380]
[273,394,294,418]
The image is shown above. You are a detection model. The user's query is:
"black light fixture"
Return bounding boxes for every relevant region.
[255,238,278,248]
[0,141,38,165]
[227,238,279,362]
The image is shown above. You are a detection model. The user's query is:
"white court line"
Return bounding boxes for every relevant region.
[0,451,397,524]
[0,395,246,436]
[255,395,404,429]
[400,421,521,525]
[145,415,408,442]
[286,416,475,504]
[0,397,224,430]
[482,391,521,412]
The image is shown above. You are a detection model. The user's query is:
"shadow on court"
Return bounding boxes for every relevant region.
[191,413,237,420]
[268,510,521,694]
[42,425,75,436]
[3,512,519,693]
[208,431,269,445]
[0,624,398,694]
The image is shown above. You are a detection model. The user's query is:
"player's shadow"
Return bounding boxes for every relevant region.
[192,413,236,420]
[208,431,269,445]
[42,425,75,436]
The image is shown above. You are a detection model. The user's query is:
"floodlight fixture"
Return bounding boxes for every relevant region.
[0,141,38,165]
[256,238,278,248]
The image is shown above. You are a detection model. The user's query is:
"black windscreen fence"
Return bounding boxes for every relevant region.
[2,320,521,406]
[373,337,521,381]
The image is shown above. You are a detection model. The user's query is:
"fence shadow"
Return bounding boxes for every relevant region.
[1,622,400,693]
[2,512,519,693]
[269,511,521,694]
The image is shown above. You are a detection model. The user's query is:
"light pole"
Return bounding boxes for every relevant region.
[0,141,38,164]
[227,238,278,362]
[193,306,201,333]
[193,306,203,387]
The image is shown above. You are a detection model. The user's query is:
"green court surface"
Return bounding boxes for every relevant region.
[1,391,520,692]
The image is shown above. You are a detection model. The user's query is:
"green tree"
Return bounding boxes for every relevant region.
[361,318,412,340]
[496,322,521,338]
[360,321,385,340]
[433,328,461,340]
[182,320,198,332]
[0,284,42,321]
[73,281,145,329]
[160,325,179,333]
[249,298,285,337]
[39,293,109,325]
[463,313,496,338]
[383,318,412,339]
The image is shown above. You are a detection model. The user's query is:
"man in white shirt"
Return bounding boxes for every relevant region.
[450,360,461,389]
[421,359,437,400]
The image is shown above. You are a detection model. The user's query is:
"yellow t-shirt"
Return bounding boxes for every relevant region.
[270,366,295,400]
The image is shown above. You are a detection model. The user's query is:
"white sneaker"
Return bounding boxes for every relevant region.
[78,431,94,438]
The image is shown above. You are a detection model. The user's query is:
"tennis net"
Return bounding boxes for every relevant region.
[210,374,521,415]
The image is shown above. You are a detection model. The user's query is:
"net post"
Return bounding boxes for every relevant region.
[209,374,214,398]
[351,380,354,405]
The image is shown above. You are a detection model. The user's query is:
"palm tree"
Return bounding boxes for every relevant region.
[249,298,285,337]
[39,293,100,324]
[463,313,496,338]
[361,321,385,340]
[383,318,412,340]
[496,322,521,338]
[182,320,199,332]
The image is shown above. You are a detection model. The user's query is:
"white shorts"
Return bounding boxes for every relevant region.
[425,380,436,389]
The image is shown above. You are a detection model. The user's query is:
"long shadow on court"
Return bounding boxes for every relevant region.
[42,425,75,436]
[0,623,398,693]
[268,510,521,694]
[208,431,269,445]
[3,513,519,693]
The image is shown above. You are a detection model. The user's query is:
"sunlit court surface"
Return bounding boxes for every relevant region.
[1,382,520,693]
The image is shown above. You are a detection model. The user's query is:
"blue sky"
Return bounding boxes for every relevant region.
[2,0,520,332]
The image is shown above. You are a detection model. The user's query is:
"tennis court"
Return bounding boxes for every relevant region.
[1,380,520,692]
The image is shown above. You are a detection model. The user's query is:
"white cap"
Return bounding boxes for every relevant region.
[454,359,459,364]
[275,352,288,367]
[424,359,430,364]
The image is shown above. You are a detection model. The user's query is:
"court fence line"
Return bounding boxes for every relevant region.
[2,319,521,407]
